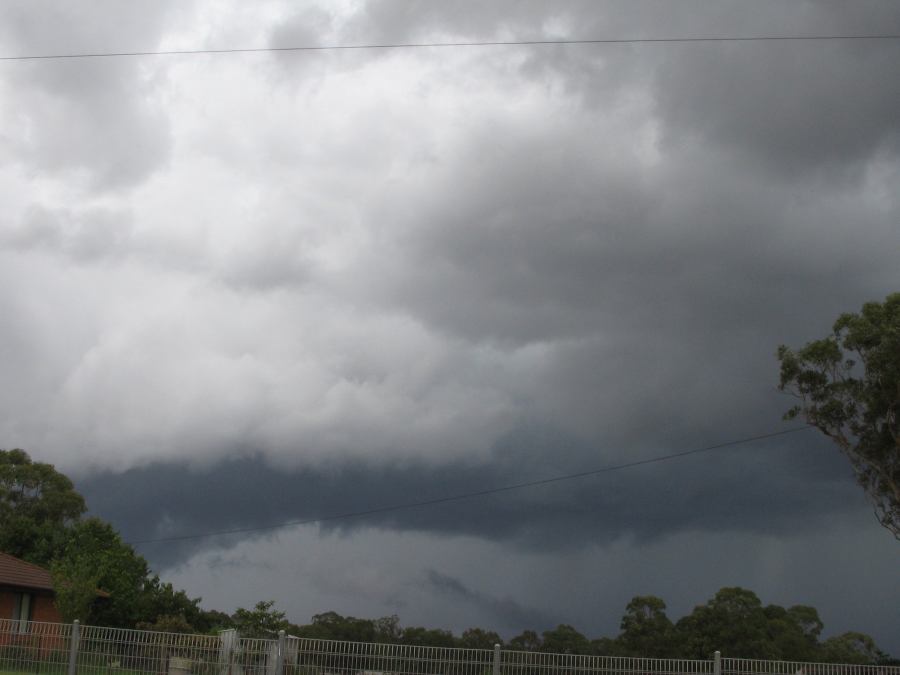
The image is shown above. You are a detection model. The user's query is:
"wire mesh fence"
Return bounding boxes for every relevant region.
[76,624,223,675]
[722,658,899,675]
[0,619,71,675]
[2,620,898,675]
[501,650,716,675]
[286,639,494,675]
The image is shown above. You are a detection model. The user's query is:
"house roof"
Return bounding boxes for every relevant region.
[0,551,55,592]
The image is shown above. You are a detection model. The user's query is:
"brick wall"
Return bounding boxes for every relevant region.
[0,589,60,623]
[0,589,64,651]
[31,594,62,623]
[0,590,15,620]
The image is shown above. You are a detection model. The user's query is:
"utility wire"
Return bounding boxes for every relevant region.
[129,425,813,546]
[3,35,900,61]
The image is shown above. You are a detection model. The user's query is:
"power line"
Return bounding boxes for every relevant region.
[129,425,813,546]
[3,34,900,62]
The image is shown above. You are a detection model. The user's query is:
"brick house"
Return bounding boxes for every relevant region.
[0,551,67,658]
[0,551,64,629]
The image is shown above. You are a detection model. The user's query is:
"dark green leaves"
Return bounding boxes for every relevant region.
[777,292,900,538]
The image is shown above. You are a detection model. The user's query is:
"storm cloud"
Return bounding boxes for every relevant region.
[1,0,898,656]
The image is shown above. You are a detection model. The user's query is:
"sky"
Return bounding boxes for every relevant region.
[1,0,899,655]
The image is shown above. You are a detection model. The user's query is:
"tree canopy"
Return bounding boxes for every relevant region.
[618,596,675,658]
[232,600,290,638]
[0,448,85,564]
[0,448,226,633]
[278,593,892,664]
[778,292,900,538]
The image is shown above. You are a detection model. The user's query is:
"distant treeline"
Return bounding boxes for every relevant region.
[199,590,896,667]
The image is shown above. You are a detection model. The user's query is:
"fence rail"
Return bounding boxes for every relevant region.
[1,620,897,675]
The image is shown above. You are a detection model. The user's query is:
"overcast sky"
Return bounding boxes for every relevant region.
[1,0,898,655]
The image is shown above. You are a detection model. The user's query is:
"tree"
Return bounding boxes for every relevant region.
[141,579,207,633]
[400,626,456,648]
[590,637,623,657]
[298,611,378,642]
[1,448,212,631]
[618,596,675,657]
[508,630,542,652]
[232,601,290,638]
[51,555,101,623]
[372,615,402,643]
[778,293,900,538]
[199,609,235,633]
[136,614,197,634]
[56,517,154,627]
[676,588,774,659]
[540,625,590,655]
[820,632,886,665]
[0,449,85,564]
[459,628,503,650]
[763,605,820,662]
[786,605,824,644]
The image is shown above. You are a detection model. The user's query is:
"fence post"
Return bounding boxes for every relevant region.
[714,651,721,675]
[67,620,80,675]
[275,631,285,675]
[493,643,501,675]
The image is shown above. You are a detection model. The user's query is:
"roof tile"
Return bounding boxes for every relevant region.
[0,551,55,591]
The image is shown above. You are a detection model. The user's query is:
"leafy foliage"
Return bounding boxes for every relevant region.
[141,579,209,633]
[282,594,890,663]
[1,448,229,633]
[0,448,85,564]
[618,596,675,657]
[820,632,889,665]
[508,630,542,652]
[459,627,503,650]
[136,613,198,634]
[540,625,590,655]
[778,293,900,537]
[50,555,101,623]
[57,517,153,627]
[400,626,456,648]
[676,587,774,659]
[232,600,290,638]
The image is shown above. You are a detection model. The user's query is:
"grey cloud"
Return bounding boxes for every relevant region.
[335,1,900,178]
[4,205,134,261]
[425,569,559,632]
[2,204,312,292]
[0,1,176,189]
[5,63,172,190]
[216,235,313,292]
[352,113,896,352]
[652,38,900,177]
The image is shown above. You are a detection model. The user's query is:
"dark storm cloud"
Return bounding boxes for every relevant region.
[76,426,862,571]
[425,570,558,631]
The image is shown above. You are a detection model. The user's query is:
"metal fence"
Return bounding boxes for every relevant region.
[1,619,898,675]
[721,658,898,675]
